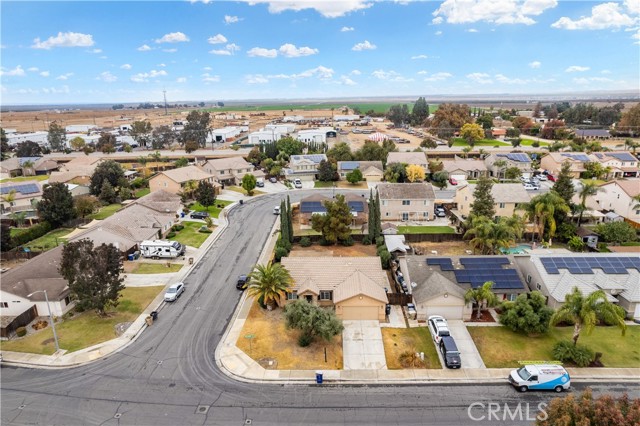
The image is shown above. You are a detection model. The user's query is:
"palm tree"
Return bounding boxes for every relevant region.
[21,160,35,176]
[493,159,507,181]
[631,194,640,212]
[2,189,17,213]
[550,287,626,346]
[464,216,515,255]
[503,214,525,242]
[520,192,570,245]
[464,281,498,320]
[182,180,198,200]
[148,151,163,170]
[246,263,292,310]
[576,181,601,225]
[461,146,472,159]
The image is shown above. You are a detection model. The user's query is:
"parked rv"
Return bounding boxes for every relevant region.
[140,240,185,259]
[508,364,570,393]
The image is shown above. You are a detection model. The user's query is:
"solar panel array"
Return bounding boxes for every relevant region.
[347,201,365,213]
[426,258,454,271]
[306,154,327,164]
[506,153,530,163]
[0,183,40,195]
[561,153,590,162]
[540,257,640,275]
[455,257,522,289]
[608,152,636,162]
[300,201,327,214]
[340,161,360,170]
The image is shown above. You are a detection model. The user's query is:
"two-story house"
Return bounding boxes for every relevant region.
[282,154,327,181]
[593,179,640,227]
[202,157,262,186]
[592,152,639,179]
[454,183,531,221]
[377,183,436,222]
[298,193,368,227]
[485,153,533,179]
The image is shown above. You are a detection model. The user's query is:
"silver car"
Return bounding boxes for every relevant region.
[164,282,185,302]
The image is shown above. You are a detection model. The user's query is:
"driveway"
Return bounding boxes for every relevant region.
[446,320,485,368]
[342,320,387,370]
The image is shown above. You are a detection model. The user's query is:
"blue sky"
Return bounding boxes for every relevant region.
[1,0,639,104]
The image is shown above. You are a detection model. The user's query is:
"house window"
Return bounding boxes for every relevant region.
[287,291,298,300]
[505,294,517,302]
[382,200,388,206]
[423,212,429,218]
[402,200,410,206]
[385,212,389,217]
[424,200,428,206]
[319,291,333,301]
[536,282,541,291]
[402,212,409,221]
[64,296,71,305]
[499,203,506,208]
[0,302,7,308]
[526,274,531,284]
[163,182,167,187]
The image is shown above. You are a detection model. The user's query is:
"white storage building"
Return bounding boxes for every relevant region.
[296,129,327,144]
[65,124,96,133]
[265,123,295,133]
[7,131,49,147]
[211,126,241,143]
[248,129,285,145]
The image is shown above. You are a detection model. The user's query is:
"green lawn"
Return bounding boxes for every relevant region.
[621,242,640,246]
[397,226,455,234]
[520,138,550,147]
[129,263,183,274]
[0,175,50,183]
[226,186,265,196]
[382,327,442,369]
[468,325,640,368]
[451,138,510,147]
[171,221,215,248]
[23,228,73,251]
[0,286,163,355]
[580,179,607,186]
[190,200,233,218]
[314,181,335,188]
[89,203,122,220]
[135,188,150,198]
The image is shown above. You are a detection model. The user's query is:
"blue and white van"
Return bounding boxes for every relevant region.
[508,364,570,392]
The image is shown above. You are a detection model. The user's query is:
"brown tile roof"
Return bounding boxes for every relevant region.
[600,179,640,198]
[443,159,487,173]
[48,166,96,183]
[377,183,436,200]
[204,156,252,171]
[131,189,182,214]
[298,278,320,295]
[386,152,427,165]
[333,270,388,303]
[461,183,531,203]
[154,165,214,184]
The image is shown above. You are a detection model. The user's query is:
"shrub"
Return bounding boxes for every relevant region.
[568,236,586,252]
[319,238,333,246]
[198,228,212,234]
[10,221,52,248]
[340,237,354,246]
[166,231,176,238]
[531,141,540,147]
[375,236,385,247]
[172,224,184,231]
[299,237,312,247]
[362,236,371,245]
[377,245,392,269]
[16,326,27,337]
[553,340,594,367]
[274,246,289,262]
[298,334,313,347]
[398,351,425,368]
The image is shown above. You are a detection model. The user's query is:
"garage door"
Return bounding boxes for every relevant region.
[451,174,466,182]
[340,306,379,320]
[425,305,463,320]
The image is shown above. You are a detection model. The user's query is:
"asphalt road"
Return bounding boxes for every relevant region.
[1,190,638,426]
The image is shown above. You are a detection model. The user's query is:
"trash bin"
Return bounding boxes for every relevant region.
[145,315,153,326]
[315,371,323,384]
[150,311,158,321]
[385,304,391,316]
[189,257,194,265]
[180,212,185,218]
[240,199,244,205]
[128,254,134,261]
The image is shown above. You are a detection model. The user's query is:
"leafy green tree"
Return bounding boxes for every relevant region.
[74,195,100,218]
[278,199,291,251]
[247,146,265,166]
[326,142,353,162]
[318,159,337,181]
[551,287,626,346]
[521,191,570,243]
[174,157,189,168]
[1,222,12,251]
[152,125,175,149]
[96,132,117,152]
[470,176,495,219]
[576,181,601,225]
[552,162,575,206]
[387,104,410,126]
[464,216,515,255]
[429,103,473,138]
[246,263,292,310]
[0,128,10,160]
[241,174,257,195]
[431,171,449,189]
[181,110,211,147]
[617,102,640,136]
[69,136,86,151]
[276,136,304,156]
[420,138,437,149]
[129,120,153,148]
[195,180,217,211]
[464,281,499,320]
[284,299,344,346]
[99,181,117,204]
[499,291,554,335]
[460,123,484,146]
[506,128,521,138]
[475,113,494,130]
[184,140,199,153]
[287,195,293,244]
[355,141,387,163]
[568,236,585,252]
[595,221,637,245]
[47,121,66,152]
[346,168,363,184]
[37,182,76,226]
[504,166,522,180]
[411,97,429,125]
[90,160,126,196]
[59,239,125,316]
[15,140,42,157]
[384,162,408,183]
[311,194,352,244]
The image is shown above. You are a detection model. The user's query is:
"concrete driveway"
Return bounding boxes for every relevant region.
[446,320,485,369]
[342,320,387,370]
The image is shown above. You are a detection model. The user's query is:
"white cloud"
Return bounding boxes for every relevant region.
[573,76,613,85]
[120,64,132,70]
[0,65,25,77]
[157,63,166,67]
[41,85,70,94]
[56,72,74,80]
[246,74,269,84]
[27,67,39,72]
[97,71,117,83]
[340,75,357,85]
[137,44,152,51]
[565,65,590,72]
[208,34,228,44]
[529,60,541,68]
[90,48,102,53]
[176,77,187,83]
[601,69,612,74]
[210,49,232,56]
[163,48,178,53]
[243,1,372,18]
[341,26,355,32]
[203,66,213,71]
[626,0,640,15]
[432,0,558,25]
[224,15,240,24]
[352,40,376,51]
[552,3,636,30]
[130,69,167,83]
[466,72,492,84]
[371,69,414,82]
[632,29,640,44]
[350,69,362,75]
[435,30,443,35]
[39,71,50,77]
[202,73,220,83]
[424,72,453,81]
[411,54,428,60]
[32,31,94,49]
[417,70,428,75]
[494,73,528,84]
[247,47,278,58]
[155,32,189,43]
[268,66,334,80]
[278,43,319,57]
[467,28,479,32]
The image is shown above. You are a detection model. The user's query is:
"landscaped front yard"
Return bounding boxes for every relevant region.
[171,221,215,248]
[314,181,369,189]
[236,301,343,370]
[129,262,183,274]
[451,138,510,147]
[397,226,455,234]
[468,325,640,368]
[226,186,265,196]
[191,200,233,218]
[381,328,441,369]
[0,286,163,355]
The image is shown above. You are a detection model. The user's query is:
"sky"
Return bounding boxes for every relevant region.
[1,0,639,105]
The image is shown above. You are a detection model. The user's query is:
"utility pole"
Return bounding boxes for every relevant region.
[163,90,168,116]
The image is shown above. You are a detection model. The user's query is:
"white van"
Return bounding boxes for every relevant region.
[508,364,570,393]
[273,206,280,215]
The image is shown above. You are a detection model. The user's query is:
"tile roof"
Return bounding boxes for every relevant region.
[132,189,182,214]
[386,152,427,165]
[204,156,252,171]
[333,270,388,304]
[411,270,466,303]
[377,183,436,200]
[600,179,640,198]
[154,165,214,184]
[461,183,531,203]
[443,159,487,173]
[290,154,327,165]
[337,161,383,173]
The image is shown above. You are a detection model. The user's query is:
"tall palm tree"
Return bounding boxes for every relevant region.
[502,214,525,242]
[576,181,601,225]
[464,216,515,255]
[461,146,472,159]
[493,159,507,180]
[148,151,163,170]
[520,192,570,245]
[550,287,626,346]
[2,189,17,213]
[21,160,35,176]
[247,263,292,310]
[464,281,498,320]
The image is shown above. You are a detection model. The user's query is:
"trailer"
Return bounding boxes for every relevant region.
[140,240,185,259]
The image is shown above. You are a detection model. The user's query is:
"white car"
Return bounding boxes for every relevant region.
[164,282,185,302]
[273,206,280,215]
[293,179,303,189]
[428,315,451,343]
[523,183,539,190]
[536,175,548,181]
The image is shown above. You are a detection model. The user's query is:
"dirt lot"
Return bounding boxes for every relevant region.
[411,241,471,256]
[289,244,377,257]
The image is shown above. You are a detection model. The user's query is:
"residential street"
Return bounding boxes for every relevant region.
[1,190,638,426]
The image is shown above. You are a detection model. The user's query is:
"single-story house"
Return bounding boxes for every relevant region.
[337,161,384,182]
[485,153,533,179]
[280,256,390,321]
[442,157,489,181]
[386,152,428,172]
[377,182,436,222]
[298,193,368,227]
[149,165,219,195]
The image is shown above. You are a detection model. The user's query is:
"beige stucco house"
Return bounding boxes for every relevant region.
[149,165,219,195]
[202,156,260,186]
[442,157,488,181]
[377,183,436,222]
[593,179,640,227]
[337,161,384,182]
[541,152,638,179]
[283,154,327,181]
[0,180,43,214]
[280,257,389,321]
[454,183,531,222]
[485,153,533,179]
[386,152,428,172]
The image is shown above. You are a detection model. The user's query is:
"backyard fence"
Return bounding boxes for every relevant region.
[1,305,38,338]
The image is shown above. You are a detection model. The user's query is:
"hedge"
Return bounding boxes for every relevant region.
[11,221,52,249]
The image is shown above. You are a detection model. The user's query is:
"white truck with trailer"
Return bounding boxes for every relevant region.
[140,240,185,259]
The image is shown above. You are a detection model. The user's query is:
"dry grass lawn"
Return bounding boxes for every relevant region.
[411,241,470,256]
[236,301,343,370]
[381,328,442,369]
[289,244,377,257]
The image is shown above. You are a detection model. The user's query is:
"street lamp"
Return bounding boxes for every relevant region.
[26,289,60,352]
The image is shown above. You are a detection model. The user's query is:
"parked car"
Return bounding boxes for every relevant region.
[508,364,570,393]
[294,179,303,189]
[164,282,185,302]
[439,336,461,369]
[190,211,209,219]
[535,174,547,181]
[435,206,446,218]
[523,183,539,190]
[256,178,265,187]
[448,177,458,185]
[269,177,278,183]
[236,274,248,290]
[547,174,556,182]
[273,206,280,215]
[428,315,450,344]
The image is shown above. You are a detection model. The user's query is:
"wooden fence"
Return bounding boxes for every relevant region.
[1,305,38,338]
[403,233,464,243]
[387,293,413,305]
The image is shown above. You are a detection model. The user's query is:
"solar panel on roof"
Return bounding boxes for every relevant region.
[0,183,40,195]
[347,201,365,212]
[608,153,636,162]
[341,161,360,170]
[540,256,639,275]
[300,201,326,213]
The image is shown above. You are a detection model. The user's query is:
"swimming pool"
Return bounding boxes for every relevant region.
[500,244,533,254]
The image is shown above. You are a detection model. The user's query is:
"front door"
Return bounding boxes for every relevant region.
[305,295,313,303]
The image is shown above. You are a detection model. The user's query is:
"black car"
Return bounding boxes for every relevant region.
[439,336,462,369]
[236,275,248,290]
[190,211,209,219]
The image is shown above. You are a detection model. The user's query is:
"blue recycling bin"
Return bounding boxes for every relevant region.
[315,371,323,384]
[180,212,185,218]
[128,254,134,261]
